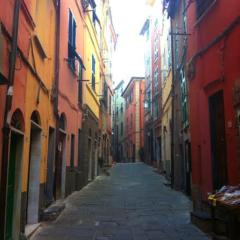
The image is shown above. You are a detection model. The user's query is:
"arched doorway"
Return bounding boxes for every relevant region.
[6,109,24,240]
[27,111,42,225]
[55,113,67,199]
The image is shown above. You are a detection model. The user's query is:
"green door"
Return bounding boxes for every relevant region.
[6,134,18,240]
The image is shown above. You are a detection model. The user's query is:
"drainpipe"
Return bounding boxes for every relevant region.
[0,0,22,238]
[170,18,175,189]
[53,0,61,199]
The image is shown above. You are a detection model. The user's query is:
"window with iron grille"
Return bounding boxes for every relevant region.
[68,10,76,71]
[196,0,216,20]
[91,55,96,91]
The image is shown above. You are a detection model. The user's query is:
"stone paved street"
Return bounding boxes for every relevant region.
[32,163,209,240]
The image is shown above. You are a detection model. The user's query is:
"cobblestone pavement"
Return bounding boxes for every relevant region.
[33,163,209,240]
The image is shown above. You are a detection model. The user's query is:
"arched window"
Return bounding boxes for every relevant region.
[31,111,41,125]
[11,109,24,131]
[59,113,67,130]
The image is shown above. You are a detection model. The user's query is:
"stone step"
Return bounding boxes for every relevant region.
[41,201,65,222]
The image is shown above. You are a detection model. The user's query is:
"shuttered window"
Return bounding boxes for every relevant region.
[180,69,189,128]
[68,10,76,71]
[91,55,96,91]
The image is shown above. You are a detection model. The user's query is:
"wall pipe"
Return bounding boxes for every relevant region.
[53,0,61,199]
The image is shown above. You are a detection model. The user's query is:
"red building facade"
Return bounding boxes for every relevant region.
[187,0,240,210]
[122,77,145,162]
[57,0,84,198]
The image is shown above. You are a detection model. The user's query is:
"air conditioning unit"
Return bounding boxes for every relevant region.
[81,0,89,11]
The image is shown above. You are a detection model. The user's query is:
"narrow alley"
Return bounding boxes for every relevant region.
[32,163,209,240]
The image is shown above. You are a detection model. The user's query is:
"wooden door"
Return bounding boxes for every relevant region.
[6,132,23,239]
[6,134,18,239]
[209,91,227,190]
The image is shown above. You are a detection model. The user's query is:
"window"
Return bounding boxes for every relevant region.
[92,10,99,27]
[120,103,123,113]
[154,35,159,61]
[116,125,119,139]
[180,69,189,127]
[78,64,83,104]
[116,107,119,117]
[154,19,158,29]
[154,67,159,94]
[153,98,159,119]
[196,0,216,20]
[68,10,76,71]
[121,122,123,136]
[91,55,96,91]
[130,113,133,128]
[167,35,172,69]
[70,134,75,168]
[78,129,81,169]
[146,28,150,41]
[129,91,133,103]
[109,95,112,115]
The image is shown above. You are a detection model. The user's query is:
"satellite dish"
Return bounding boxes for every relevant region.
[81,0,89,11]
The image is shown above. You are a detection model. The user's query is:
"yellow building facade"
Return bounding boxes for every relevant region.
[21,0,56,236]
[79,0,106,184]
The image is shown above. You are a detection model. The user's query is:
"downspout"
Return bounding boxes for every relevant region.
[53,0,61,199]
[0,0,22,238]
[170,18,175,189]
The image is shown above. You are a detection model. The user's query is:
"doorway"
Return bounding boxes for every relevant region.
[55,130,66,199]
[55,114,67,199]
[209,90,228,190]
[46,127,55,205]
[6,130,24,240]
[88,138,92,181]
[27,119,42,224]
[185,141,192,196]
